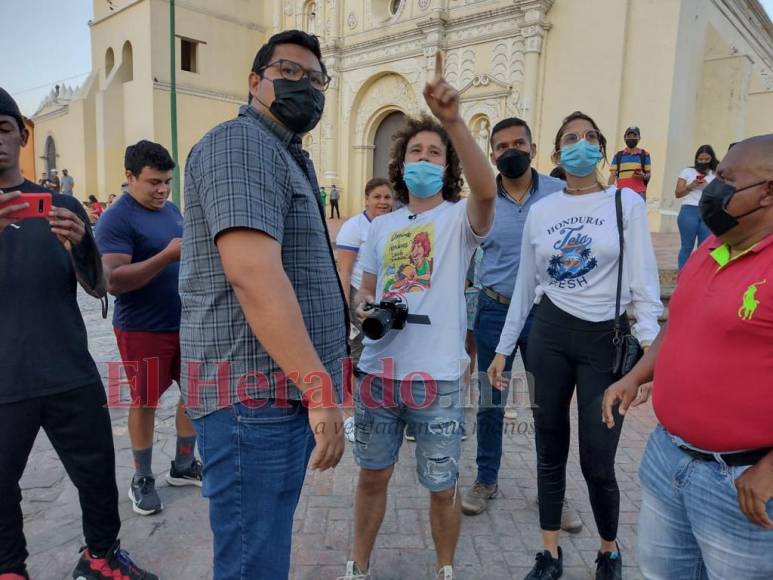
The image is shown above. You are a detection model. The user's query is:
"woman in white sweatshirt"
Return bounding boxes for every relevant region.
[488,111,662,580]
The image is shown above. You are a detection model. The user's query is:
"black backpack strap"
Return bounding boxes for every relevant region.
[640,149,651,183]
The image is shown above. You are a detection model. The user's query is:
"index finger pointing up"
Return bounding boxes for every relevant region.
[434,50,443,78]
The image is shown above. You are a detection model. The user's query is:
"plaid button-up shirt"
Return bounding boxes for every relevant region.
[180,105,348,419]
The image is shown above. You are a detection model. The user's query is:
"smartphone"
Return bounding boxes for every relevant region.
[0,193,52,220]
[696,173,706,181]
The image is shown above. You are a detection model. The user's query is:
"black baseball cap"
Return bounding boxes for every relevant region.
[624,126,641,137]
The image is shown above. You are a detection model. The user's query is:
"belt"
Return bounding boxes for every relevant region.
[483,286,511,305]
[677,445,772,467]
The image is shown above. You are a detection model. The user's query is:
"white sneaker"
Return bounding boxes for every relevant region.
[504,407,518,420]
[337,561,370,580]
[344,416,356,444]
[436,565,454,579]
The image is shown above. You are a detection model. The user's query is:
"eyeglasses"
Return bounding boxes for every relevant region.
[560,130,601,146]
[259,59,331,92]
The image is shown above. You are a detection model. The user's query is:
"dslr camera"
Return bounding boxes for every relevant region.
[362,297,409,340]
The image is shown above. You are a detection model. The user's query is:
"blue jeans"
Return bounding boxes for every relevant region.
[353,375,464,491]
[677,205,711,270]
[192,400,315,580]
[473,291,534,485]
[638,425,773,580]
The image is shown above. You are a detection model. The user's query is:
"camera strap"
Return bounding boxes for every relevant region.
[406,314,431,325]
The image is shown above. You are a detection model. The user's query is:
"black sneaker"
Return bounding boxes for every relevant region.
[72,542,158,579]
[595,547,622,580]
[128,476,163,516]
[524,547,563,580]
[166,458,203,487]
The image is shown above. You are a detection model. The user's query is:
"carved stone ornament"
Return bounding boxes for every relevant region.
[522,24,542,38]
[347,11,358,29]
[352,74,418,138]
[471,75,491,87]
[418,0,431,9]
[525,35,543,54]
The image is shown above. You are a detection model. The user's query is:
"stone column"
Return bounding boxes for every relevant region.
[418,12,448,115]
[321,49,340,191]
[518,1,553,125]
[351,144,375,214]
[521,24,545,127]
[320,1,341,191]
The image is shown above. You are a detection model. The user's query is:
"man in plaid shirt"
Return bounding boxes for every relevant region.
[180,30,348,580]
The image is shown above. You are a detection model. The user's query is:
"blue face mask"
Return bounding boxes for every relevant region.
[403,161,445,199]
[560,140,603,177]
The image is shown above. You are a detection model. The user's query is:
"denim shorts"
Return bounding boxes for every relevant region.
[353,374,464,492]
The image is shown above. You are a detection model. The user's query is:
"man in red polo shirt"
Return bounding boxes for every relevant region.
[602,134,773,580]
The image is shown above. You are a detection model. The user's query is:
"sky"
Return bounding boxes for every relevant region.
[2,0,773,117]
[2,0,94,116]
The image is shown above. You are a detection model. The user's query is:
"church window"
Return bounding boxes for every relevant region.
[181,39,199,73]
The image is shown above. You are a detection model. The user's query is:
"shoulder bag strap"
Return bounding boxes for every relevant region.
[614,188,624,340]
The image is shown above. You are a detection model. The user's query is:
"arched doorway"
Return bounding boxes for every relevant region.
[372,111,406,181]
[45,136,57,176]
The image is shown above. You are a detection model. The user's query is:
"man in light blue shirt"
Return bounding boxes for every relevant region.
[461,118,581,530]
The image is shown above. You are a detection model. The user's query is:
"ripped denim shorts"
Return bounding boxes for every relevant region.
[353,374,464,492]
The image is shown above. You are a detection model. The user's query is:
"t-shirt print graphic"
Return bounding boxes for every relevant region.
[547,224,598,283]
[382,223,435,298]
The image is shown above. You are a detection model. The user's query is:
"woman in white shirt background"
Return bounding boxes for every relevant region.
[675,144,719,269]
[336,177,394,441]
[488,111,662,580]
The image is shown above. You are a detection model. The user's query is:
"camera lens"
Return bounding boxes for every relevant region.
[362,308,394,340]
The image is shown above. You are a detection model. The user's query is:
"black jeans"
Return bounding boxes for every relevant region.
[525,297,625,542]
[329,199,340,219]
[0,383,120,575]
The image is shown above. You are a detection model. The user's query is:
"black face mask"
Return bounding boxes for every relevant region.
[496,148,531,179]
[267,78,325,134]
[695,162,711,174]
[625,138,639,149]
[699,178,768,237]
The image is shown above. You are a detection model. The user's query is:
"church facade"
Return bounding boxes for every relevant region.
[30,0,773,232]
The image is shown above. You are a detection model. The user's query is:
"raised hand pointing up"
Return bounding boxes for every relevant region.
[420,49,496,236]
[423,51,461,124]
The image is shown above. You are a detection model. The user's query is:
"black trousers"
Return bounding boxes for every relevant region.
[329,199,340,219]
[525,297,626,542]
[0,383,120,575]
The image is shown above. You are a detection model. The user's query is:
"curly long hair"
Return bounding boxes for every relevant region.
[388,115,464,205]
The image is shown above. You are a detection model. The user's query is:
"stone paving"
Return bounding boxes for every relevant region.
[21,227,680,580]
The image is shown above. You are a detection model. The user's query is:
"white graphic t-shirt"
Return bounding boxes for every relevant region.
[496,186,662,356]
[679,167,716,207]
[358,200,485,381]
[336,212,373,290]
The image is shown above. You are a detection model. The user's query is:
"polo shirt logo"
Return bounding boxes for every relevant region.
[738,280,767,321]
